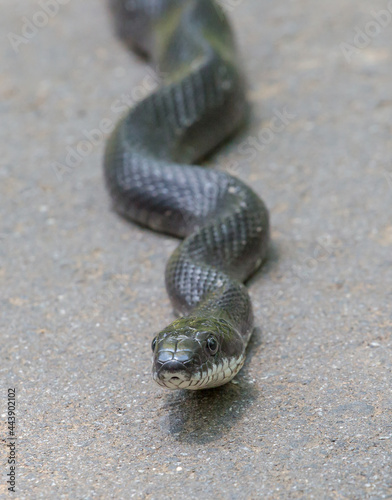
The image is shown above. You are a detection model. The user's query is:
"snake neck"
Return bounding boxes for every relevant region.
[164,177,269,339]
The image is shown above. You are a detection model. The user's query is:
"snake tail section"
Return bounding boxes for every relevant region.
[104,0,270,389]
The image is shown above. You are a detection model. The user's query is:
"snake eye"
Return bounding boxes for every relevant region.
[151,336,158,352]
[206,337,218,355]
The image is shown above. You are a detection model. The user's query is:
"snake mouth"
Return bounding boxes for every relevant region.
[154,360,193,389]
[152,354,246,390]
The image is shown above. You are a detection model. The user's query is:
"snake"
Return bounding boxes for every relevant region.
[104,0,270,389]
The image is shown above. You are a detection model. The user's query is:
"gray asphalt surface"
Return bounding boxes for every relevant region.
[1,0,392,498]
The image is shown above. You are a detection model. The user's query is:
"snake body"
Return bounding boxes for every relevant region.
[104,0,270,389]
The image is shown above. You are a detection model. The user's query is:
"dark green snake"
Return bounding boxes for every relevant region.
[104,0,270,389]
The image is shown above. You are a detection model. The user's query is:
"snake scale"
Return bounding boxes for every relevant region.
[104,0,270,389]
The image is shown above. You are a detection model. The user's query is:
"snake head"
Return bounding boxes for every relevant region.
[151,317,245,390]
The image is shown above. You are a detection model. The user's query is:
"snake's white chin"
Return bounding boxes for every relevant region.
[153,355,245,390]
